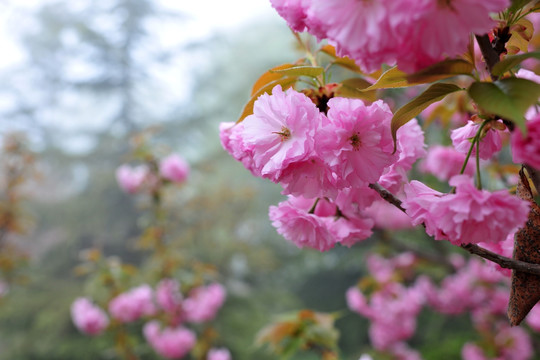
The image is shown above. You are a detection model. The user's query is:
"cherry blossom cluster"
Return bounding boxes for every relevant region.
[71,280,229,360]
[269,0,509,72]
[116,153,190,194]
[221,85,433,251]
[220,82,533,252]
[346,253,540,359]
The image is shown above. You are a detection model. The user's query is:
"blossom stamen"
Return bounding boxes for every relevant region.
[349,133,362,150]
[273,126,292,141]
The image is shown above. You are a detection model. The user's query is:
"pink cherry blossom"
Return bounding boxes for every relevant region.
[495,325,533,360]
[278,156,338,198]
[270,0,308,33]
[366,284,424,351]
[419,145,474,181]
[346,287,369,315]
[269,196,337,252]
[115,164,149,194]
[321,98,396,188]
[242,85,321,182]
[270,195,374,251]
[462,343,488,360]
[207,348,232,360]
[451,120,502,160]
[219,121,259,177]
[155,279,183,315]
[108,284,156,323]
[71,297,109,336]
[183,283,226,323]
[511,113,540,169]
[393,119,427,170]
[401,0,509,72]
[403,176,530,245]
[328,215,374,248]
[159,154,189,183]
[144,321,196,359]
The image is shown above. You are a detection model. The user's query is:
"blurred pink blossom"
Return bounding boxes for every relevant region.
[144,321,196,359]
[419,145,474,181]
[207,348,232,360]
[183,283,226,323]
[115,164,149,194]
[109,284,156,323]
[155,278,183,316]
[159,154,189,183]
[71,297,109,336]
[511,113,540,169]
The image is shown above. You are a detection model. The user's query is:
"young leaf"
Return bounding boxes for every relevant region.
[250,63,296,96]
[270,65,324,78]
[239,77,298,123]
[491,51,540,76]
[468,78,540,133]
[335,78,377,102]
[391,83,463,149]
[406,59,475,83]
[364,67,409,90]
[320,44,363,73]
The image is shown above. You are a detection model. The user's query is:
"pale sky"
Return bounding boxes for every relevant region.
[0,0,277,68]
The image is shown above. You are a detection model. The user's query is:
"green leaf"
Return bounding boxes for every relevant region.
[492,51,540,76]
[364,67,409,90]
[270,65,324,78]
[509,0,533,12]
[320,44,363,73]
[392,83,463,149]
[238,77,298,123]
[250,63,296,96]
[335,78,377,102]
[468,78,540,133]
[406,59,475,83]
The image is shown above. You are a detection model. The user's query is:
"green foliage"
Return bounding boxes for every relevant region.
[492,51,540,76]
[468,78,540,133]
[392,83,464,150]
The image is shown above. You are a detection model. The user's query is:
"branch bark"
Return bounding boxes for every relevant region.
[475,34,500,81]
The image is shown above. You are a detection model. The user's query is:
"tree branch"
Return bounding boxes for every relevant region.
[461,243,540,276]
[368,183,406,213]
[370,182,540,276]
[475,34,500,81]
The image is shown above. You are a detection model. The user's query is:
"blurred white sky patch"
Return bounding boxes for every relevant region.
[0,0,277,69]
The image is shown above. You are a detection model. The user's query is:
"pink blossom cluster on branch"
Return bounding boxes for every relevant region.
[221,86,433,251]
[270,0,509,72]
[71,280,228,359]
[115,152,190,194]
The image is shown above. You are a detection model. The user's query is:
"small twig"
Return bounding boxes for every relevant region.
[368,183,405,213]
[461,243,540,276]
[370,182,540,276]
